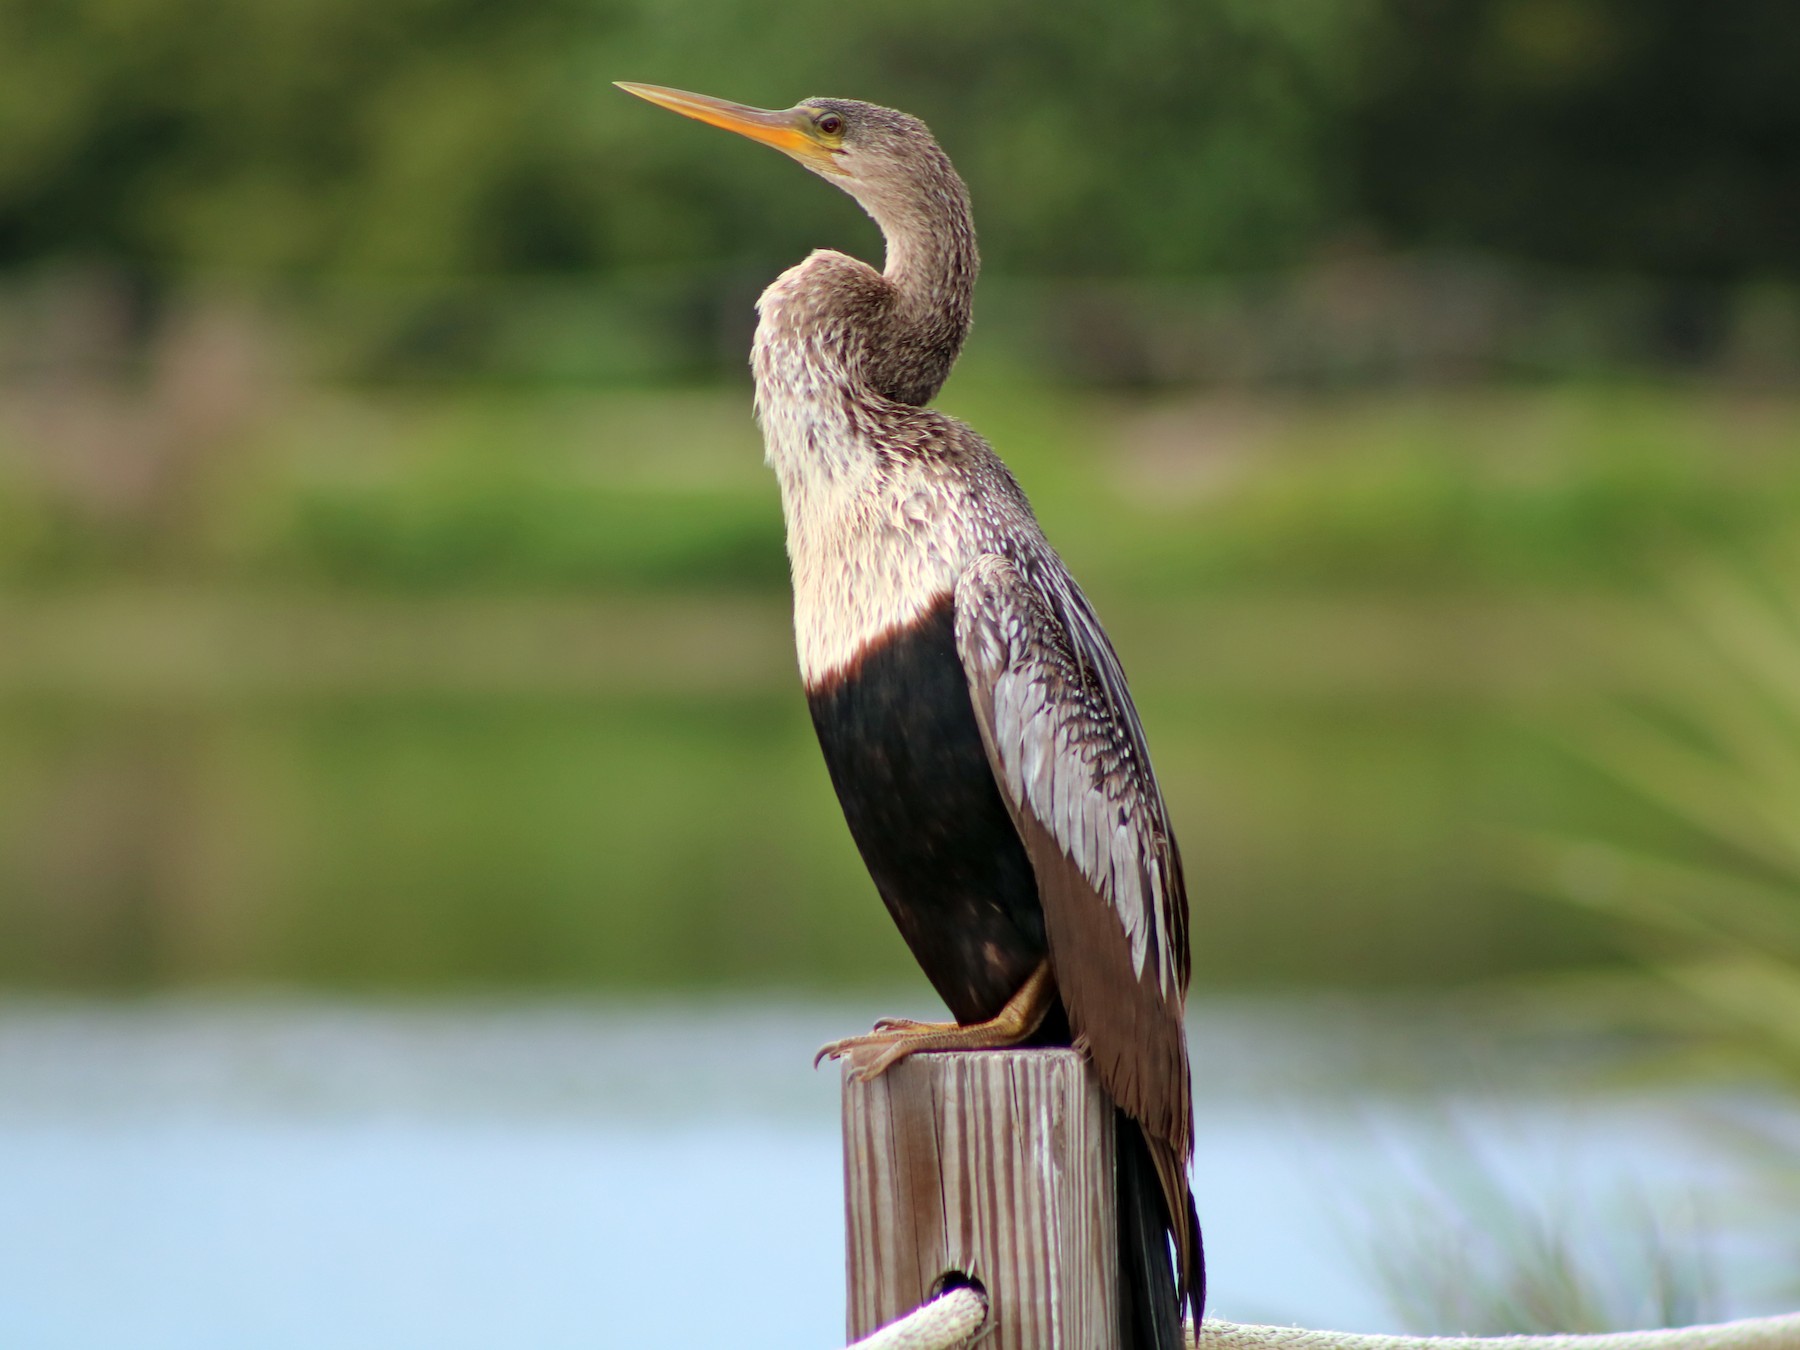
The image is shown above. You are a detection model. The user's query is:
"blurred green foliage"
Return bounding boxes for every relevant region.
[3,379,1798,993]
[3,0,1795,286]
[0,0,1362,279]
[4,380,1800,594]
[1356,0,1800,283]
[1535,548,1800,1079]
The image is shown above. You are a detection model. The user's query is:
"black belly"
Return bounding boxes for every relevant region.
[806,596,1055,1027]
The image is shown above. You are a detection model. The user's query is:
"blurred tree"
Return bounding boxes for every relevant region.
[0,0,615,276]
[0,0,1364,280]
[0,0,1793,288]
[1352,0,1800,282]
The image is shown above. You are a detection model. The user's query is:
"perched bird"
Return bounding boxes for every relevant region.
[617,82,1203,1346]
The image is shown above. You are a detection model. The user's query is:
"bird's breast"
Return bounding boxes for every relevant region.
[754,359,975,685]
[784,479,971,687]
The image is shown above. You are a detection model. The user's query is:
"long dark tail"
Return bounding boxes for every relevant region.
[1116,1109,1205,1350]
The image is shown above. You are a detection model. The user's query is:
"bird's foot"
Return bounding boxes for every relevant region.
[813,960,1056,1081]
[812,1024,958,1079]
[807,1015,956,1071]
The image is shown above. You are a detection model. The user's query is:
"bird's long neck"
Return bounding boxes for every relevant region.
[863,170,977,407]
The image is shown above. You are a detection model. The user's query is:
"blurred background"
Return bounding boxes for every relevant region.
[3,0,1800,1344]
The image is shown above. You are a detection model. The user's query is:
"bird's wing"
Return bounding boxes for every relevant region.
[954,551,1191,1155]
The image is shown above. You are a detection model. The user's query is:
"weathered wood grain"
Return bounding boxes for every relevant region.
[842,1047,1117,1350]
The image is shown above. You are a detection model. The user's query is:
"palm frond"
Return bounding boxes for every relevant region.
[1531,546,1800,1080]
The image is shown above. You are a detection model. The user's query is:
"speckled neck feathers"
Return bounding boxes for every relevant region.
[753,127,976,411]
[864,148,976,407]
[750,121,989,687]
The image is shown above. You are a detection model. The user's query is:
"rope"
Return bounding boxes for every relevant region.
[846,1285,990,1350]
[839,1291,1800,1350]
[1194,1314,1800,1350]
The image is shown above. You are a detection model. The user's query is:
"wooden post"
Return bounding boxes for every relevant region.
[842,1047,1118,1350]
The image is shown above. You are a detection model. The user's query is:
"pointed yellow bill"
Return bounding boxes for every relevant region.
[615,82,831,167]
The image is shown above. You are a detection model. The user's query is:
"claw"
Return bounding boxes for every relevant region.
[871,1016,955,1033]
[820,1022,921,1080]
[810,1025,959,1081]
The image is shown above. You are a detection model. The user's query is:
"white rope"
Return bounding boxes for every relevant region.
[1193,1313,1800,1350]
[840,1293,1800,1350]
[846,1285,989,1350]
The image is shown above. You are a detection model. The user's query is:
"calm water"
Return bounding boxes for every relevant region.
[0,995,1791,1348]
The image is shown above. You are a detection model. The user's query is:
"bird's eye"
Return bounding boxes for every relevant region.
[816,113,844,136]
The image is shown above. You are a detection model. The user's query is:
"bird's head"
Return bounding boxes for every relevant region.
[615,83,956,229]
[616,82,976,403]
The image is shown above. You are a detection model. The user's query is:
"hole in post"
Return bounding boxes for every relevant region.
[930,1269,985,1300]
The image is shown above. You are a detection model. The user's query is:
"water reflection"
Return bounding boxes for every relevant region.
[0,996,1789,1348]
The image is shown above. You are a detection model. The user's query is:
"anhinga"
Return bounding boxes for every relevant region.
[617,82,1204,1346]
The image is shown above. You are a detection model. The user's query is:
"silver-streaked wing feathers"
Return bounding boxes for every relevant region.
[953,551,1191,1154]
